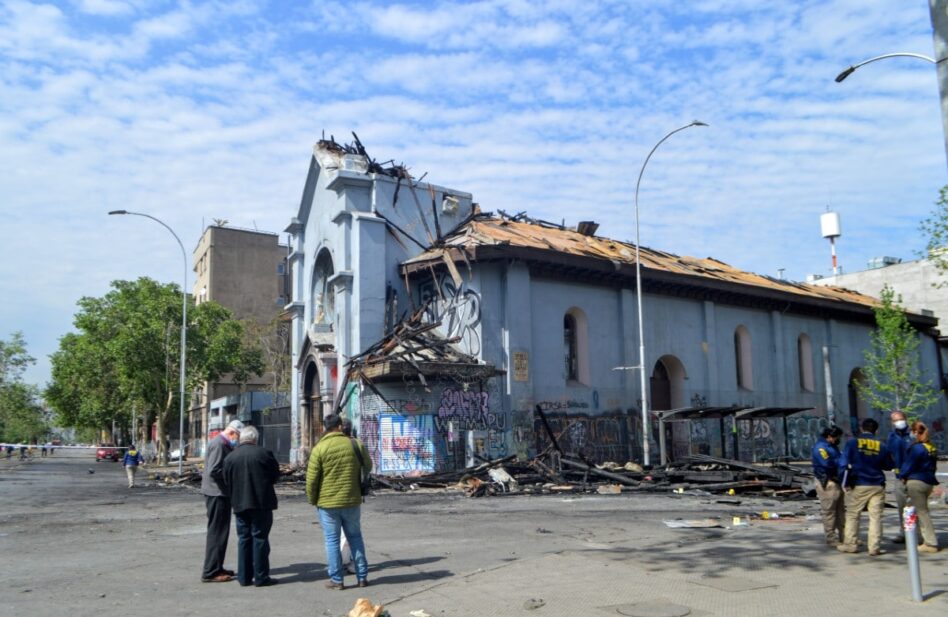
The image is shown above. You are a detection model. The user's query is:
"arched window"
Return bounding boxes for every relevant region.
[564,308,590,385]
[311,249,335,326]
[798,333,815,392]
[734,325,753,390]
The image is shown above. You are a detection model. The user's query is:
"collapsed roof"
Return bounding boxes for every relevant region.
[401,212,937,328]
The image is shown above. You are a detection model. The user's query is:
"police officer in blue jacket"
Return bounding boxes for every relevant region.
[901,421,940,553]
[123,443,145,488]
[836,418,894,556]
[885,410,914,542]
[811,426,845,545]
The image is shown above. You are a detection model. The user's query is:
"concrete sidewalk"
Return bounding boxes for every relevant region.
[380,519,947,617]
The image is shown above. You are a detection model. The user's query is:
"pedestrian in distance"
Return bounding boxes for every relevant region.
[811,425,845,546]
[222,425,280,587]
[836,418,894,556]
[306,413,372,590]
[901,421,940,554]
[123,443,144,488]
[200,419,244,583]
[885,410,914,543]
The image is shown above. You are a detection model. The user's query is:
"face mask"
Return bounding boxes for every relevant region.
[894,420,907,430]
[228,438,238,447]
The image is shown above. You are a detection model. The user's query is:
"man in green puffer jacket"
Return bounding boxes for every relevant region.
[306,414,372,589]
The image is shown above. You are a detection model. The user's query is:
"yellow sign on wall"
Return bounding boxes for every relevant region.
[513,351,529,382]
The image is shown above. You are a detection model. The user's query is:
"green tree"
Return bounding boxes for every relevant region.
[0,332,47,443]
[241,316,291,408]
[857,286,939,418]
[46,278,264,461]
[919,184,948,283]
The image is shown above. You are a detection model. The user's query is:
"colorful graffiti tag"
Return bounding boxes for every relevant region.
[378,414,436,475]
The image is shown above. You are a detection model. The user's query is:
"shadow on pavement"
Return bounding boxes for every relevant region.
[372,555,446,570]
[573,529,842,575]
[269,561,325,583]
[369,570,454,585]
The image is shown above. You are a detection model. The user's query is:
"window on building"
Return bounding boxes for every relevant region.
[563,308,590,385]
[564,314,578,381]
[798,333,815,392]
[734,325,753,390]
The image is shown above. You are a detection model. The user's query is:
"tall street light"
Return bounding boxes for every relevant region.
[109,209,188,475]
[633,120,708,467]
[834,52,938,83]
[835,51,948,166]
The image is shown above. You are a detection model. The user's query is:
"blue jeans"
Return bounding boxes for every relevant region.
[317,506,368,583]
[234,509,273,585]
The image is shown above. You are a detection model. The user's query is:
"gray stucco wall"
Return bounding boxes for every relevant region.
[287,153,948,468]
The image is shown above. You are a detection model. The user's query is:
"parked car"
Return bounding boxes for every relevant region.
[168,444,189,462]
[96,444,121,462]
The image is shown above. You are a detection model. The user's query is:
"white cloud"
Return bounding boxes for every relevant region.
[76,0,135,16]
[1,0,945,386]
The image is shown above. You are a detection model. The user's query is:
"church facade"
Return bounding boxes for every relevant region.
[284,139,948,471]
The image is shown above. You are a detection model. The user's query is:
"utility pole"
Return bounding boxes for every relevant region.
[930,0,948,167]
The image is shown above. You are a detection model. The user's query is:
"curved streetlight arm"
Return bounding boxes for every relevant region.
[835,52,940,83]
[109,209,189,475]
[631,120,707,467]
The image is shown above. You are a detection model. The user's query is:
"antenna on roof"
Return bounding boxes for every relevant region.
[820,206,842,275]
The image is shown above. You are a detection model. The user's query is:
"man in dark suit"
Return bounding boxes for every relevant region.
[222,425,280,587]
[200,419,243,583]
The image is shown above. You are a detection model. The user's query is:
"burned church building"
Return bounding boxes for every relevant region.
[284,138,948,471]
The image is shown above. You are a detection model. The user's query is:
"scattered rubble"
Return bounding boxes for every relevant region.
[373,449,813,499]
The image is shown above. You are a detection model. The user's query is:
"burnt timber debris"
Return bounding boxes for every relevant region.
[368,451,814,499]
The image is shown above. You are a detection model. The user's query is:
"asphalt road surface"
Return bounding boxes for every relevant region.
[2,453,945,617]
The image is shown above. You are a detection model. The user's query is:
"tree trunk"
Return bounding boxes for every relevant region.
[156,391,174,465]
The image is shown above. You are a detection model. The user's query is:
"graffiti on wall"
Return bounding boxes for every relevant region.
[420,274,481,356]
[361,415,380,468]
[379,413,436,475]
[534,411,631,464]
[435,388,505,432]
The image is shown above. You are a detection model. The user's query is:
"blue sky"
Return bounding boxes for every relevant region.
[2,0,946,387]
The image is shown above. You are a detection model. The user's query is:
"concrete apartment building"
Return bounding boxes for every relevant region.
[812,256,948,324]
[189,225,289,455]
[813,255,948,387]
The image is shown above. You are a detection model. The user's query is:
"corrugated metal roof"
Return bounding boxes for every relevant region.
[402,215,897,314]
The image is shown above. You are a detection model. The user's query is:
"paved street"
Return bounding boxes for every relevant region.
[2,453,946,617]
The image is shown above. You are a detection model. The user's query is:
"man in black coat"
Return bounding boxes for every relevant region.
[222,425,280,587]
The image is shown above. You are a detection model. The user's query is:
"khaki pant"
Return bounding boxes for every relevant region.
[843,485,885,553]
[815,480,845,543]
[126,465,138,487]
[906,480,938,548]
[892,478,908,535]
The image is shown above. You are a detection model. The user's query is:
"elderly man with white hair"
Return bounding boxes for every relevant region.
[223,425,280,587]
[200,419,244,583]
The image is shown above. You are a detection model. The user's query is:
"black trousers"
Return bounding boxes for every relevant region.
[234,509,274,585]
[202,495,232,579]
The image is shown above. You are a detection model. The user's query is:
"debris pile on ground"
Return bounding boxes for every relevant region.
[371,449,813,499]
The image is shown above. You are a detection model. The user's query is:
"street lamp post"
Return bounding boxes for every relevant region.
[835,50,948,166]
[834,52,938,83]
[109,210,188,476]
[632,121,708,467]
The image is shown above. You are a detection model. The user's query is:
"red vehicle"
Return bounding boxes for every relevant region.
[96,444,121,462]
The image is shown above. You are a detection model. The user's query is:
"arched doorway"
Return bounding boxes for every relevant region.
[301,360,321,458]
[847,368,869,434]
[651,355,688,460]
